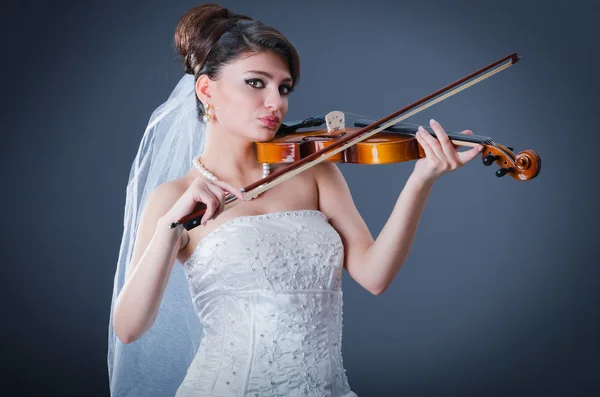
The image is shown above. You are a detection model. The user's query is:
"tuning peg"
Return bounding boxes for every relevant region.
[495,167,514,177]
[483,153,498,166]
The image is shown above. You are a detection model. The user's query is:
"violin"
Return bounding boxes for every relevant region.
[171,52,541,230]
[257,113,540,181]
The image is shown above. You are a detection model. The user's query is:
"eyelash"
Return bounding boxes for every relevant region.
[245,78,294,95]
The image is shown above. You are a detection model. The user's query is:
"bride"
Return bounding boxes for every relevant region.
[107,4,483,396]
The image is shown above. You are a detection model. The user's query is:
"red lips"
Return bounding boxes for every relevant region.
[259,116,280,128]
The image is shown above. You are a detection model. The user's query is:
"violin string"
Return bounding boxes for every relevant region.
[340,111,517,158]
[343,111,495,145]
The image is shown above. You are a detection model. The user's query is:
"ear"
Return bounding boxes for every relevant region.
[194,74,212,104]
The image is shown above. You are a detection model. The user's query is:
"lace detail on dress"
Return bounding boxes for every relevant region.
[175,210,355,397]
[183,210,328,267]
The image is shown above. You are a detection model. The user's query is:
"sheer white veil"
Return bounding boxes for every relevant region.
[107,73,205,396]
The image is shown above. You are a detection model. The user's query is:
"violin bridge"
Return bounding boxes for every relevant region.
[325,111,345,132]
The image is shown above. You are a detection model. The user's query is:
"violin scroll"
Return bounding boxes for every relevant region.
[481,144,541,181]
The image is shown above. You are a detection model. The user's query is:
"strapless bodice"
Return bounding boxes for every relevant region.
[175,210,356,397]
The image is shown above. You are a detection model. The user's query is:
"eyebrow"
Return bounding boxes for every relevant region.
[245,70,293,83]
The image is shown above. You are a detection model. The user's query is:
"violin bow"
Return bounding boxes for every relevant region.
[171,52,520,229]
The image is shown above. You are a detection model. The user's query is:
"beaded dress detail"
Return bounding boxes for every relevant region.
[175,210,357,397]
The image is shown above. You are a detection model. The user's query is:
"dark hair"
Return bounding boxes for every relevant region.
[174,4,301,116]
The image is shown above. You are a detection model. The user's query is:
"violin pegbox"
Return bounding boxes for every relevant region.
[325,111,345,132]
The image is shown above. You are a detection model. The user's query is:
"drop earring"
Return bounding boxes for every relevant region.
[203,104,212,123]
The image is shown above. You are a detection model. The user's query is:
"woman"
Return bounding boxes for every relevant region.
[108,4,483,396]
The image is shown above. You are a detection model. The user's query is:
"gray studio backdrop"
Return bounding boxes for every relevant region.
[3,0,598,396]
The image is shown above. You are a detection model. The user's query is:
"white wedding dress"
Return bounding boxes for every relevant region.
[175,209,357,397]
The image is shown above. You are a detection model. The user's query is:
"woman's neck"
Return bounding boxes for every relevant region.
[197,126,266,188]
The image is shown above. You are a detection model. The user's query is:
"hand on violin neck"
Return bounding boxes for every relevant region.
[412,119,484,184]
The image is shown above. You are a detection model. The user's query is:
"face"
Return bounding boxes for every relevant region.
[199,51,293,142]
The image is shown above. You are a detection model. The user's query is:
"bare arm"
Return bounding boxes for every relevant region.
[112,181,187,344]
[316,120,482,295]
[315,162,432,295]
[112,174,245,344]
[360,174,434,294]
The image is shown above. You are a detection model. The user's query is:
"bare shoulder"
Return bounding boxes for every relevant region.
[311,162,356,223]
[147,176,189,208]
[312,161,348,202]
[312,161,341,180]
[145,175,192,235]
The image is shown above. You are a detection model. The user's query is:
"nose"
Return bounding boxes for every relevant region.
[264,88,284,113]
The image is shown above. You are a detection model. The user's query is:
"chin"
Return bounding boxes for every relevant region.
[253,126,278,142]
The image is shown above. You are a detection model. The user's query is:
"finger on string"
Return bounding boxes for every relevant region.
[429,119,461,166]
[415,128,436,160]
[420,124,445,162]
[458,144,484,164]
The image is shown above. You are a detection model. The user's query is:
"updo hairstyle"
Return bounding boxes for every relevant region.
[174,4,300,117]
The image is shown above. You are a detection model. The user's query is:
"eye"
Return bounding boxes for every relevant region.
[245,78,264,88]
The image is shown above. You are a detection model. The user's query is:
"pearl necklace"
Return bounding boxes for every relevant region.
[192,155,270,199]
